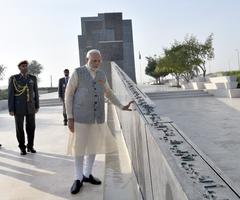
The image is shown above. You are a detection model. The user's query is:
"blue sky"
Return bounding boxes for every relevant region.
[0,0,240,87]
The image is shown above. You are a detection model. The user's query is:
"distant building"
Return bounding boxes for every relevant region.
[78,12,136,82]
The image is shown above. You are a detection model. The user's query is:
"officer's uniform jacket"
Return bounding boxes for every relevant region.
[8,74,39,115]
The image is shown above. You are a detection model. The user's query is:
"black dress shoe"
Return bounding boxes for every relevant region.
[70,180,83,194]
[83,174,101,185]
[20,149,27,155]
[64,121,67,126]
[27,147,37,153]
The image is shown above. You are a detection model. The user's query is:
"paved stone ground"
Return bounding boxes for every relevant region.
[0,106,105,200]
[153,96,240,192]
[0,93,140,200]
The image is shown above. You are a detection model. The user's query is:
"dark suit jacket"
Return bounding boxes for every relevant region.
[8,74,39,115]
[58,77,68,100]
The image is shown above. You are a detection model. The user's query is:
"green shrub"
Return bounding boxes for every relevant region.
[0,89,8,100]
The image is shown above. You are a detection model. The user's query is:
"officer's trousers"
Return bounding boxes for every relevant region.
[14,114,35,150]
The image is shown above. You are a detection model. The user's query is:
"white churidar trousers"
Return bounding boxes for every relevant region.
[74,154,96,180]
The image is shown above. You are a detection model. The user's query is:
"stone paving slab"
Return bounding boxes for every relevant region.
[39,92,59,100]
[153,96,240,193]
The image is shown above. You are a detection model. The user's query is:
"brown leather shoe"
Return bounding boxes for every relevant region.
[83,174,101,185]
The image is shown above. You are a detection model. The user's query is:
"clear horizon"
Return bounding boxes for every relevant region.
[0,0,240,87]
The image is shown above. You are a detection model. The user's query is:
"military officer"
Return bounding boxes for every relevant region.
[8,60,39,155]
[58,69,69,125]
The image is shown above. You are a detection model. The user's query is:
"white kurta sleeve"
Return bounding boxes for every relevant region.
[104,79,124,109]
[65,70,79,119]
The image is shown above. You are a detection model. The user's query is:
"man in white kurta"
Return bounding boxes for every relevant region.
[65,49,133,194]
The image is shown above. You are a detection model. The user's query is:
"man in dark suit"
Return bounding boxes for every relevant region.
[8,60,39,155]
[58,69,69,126]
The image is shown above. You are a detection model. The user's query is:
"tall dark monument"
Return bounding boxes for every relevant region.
[78,12,136,82]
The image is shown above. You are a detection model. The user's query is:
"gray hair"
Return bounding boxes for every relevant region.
[86,49,101,59]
